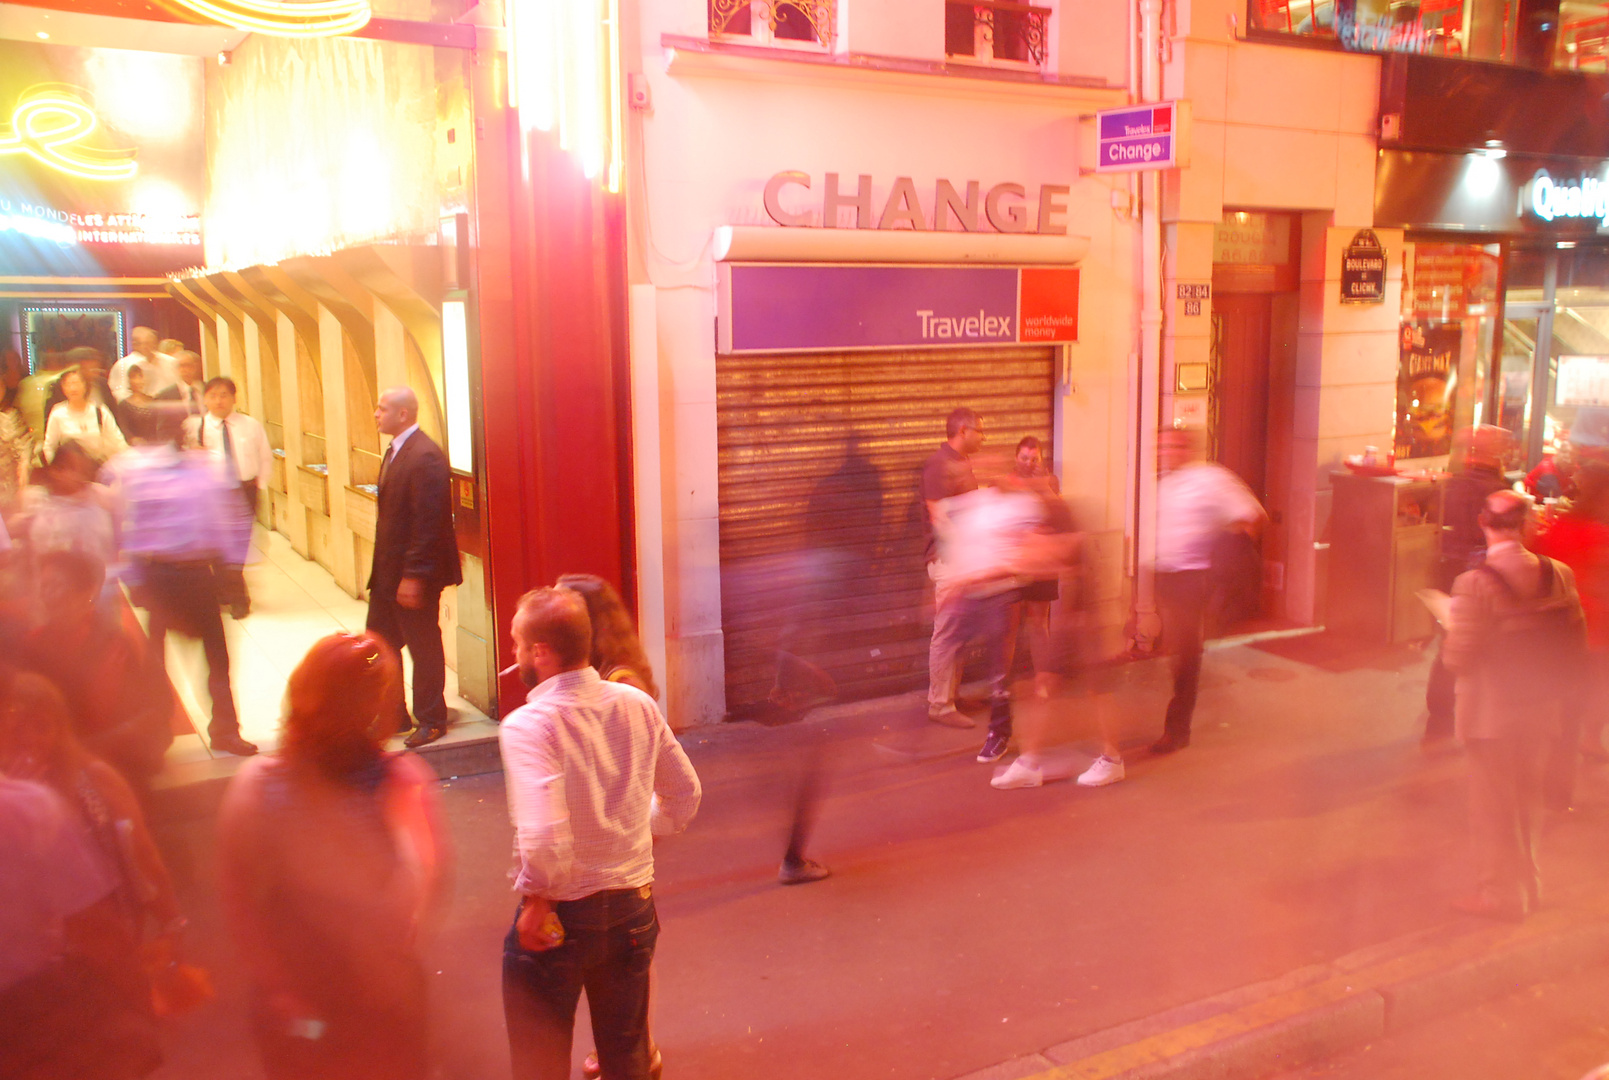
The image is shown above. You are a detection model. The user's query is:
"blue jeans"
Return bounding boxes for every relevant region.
[503,887,658,1080]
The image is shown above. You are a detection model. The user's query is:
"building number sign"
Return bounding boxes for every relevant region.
[1177,282,1209,316]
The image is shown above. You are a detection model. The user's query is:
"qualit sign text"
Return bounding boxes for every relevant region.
[763,172,1071,234]
[1528,172,1609,224]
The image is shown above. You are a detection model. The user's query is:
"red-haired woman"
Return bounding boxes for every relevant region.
[217,633,451,1080]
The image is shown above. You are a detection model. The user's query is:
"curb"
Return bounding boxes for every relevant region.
[953,905,1609,1080]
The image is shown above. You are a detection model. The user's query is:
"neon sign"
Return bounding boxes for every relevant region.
[168,0,371,37]
[0,87,137,181]
[1527,171,1609,225]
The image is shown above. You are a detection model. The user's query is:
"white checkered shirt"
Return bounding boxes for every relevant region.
[499,667,701,901]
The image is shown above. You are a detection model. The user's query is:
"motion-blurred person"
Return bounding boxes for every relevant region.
[1526,437,1576,501]
[0,349,32,514]
[501,588,701,1080]
[924,407,984,728]
[110,407,255,757]
[1150,427,1265,755]
[12,440,117,572]
[0,671,185,1079]
[107,327,175,403]
[43,364,126,464]
[157,338,185,361]
[933,483,1046,763]
[217,633,450,1080]
[45,346,116,419]
[15,349,68,443]
[1444,491,1588,920]
[115,365,161,444]
[1531,458,1609,805]
[22,551,175,790]
[189,377,272,619]
[1003,436,1061,699]
[369,387,461,748]
[1425,426,1513,745]
[156,350,206,422]
[0,774,155,1080]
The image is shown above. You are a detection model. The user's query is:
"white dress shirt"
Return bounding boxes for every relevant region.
[108,351,177,402]
[193,409,274,488]
[381,423,420,484]
[43,401,127,463]
[1155,461,1264,572]
[499,666,701,901]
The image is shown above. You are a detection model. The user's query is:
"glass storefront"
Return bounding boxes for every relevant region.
[1397,240,1501,462]
[1251,0,1609,71]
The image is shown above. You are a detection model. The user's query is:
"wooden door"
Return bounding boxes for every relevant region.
[1212,293,1273,502]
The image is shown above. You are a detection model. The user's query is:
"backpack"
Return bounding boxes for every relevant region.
[1478,556,1590,697]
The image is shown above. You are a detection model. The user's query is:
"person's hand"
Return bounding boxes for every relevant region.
[516,896,565,952]
[397,577,426,610]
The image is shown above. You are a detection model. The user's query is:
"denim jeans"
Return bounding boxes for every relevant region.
[927,589,1014,736]
[503,887,658,1080]
[1156,570,1210,740]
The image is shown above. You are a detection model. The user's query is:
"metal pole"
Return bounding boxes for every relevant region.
[1527,249,1558,469]
[1134,0,1164,648]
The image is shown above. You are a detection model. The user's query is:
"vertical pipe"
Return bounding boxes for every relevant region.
[1134,0,1165,646]
[1527,250,1558,468]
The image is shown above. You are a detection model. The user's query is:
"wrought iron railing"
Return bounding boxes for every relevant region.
[711,0,836,48]
[944,0,1051,67]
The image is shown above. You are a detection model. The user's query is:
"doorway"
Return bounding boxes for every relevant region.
[1212,293,1273,500]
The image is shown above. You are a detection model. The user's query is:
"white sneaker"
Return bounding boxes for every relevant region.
[991,758,1043,789]
[1077,755,1126,787]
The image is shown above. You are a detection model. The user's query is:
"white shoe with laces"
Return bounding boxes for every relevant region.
[1077,755,1126,787]
[991,757,1043,789]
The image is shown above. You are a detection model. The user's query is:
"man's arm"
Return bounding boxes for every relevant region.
[500,721,575,899]
[649,707,702,836]
[251,417,273,490]
[403,444,453,585]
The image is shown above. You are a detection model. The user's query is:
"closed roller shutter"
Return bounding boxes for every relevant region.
[717,346,1057,714]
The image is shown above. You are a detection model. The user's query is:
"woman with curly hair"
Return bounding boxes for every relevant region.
[555,573,659,699]
[217,633,451,1080]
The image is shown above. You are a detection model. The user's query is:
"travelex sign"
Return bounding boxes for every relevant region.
[1095,102,1188,173]
[1527,171,1609,225]
[717,264,1079,354]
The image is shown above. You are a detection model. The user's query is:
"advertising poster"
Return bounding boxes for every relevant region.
[1396,321,1460,459]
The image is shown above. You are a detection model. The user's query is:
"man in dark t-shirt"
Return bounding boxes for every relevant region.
[923,407,984,727]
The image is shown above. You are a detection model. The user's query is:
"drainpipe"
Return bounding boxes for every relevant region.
[1133,0,1164,650]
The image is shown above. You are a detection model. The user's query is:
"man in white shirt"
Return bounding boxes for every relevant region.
[190,377,272,620]
[157,351,207,422]
[1151,427,1265,755]
[500,587,701,1080]
[107,326,177,402]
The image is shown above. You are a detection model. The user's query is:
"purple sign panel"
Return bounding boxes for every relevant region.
[719,264,1023,354]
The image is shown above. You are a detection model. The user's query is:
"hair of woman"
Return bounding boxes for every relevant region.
[554,573,659,700]
[281,632,403,778]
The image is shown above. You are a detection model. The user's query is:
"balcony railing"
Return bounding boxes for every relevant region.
[710,0,836,49]
[945,0,1051,68]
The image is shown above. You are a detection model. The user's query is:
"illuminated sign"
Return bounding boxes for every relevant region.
[169,0,371,37]
[0,196,200,247]
[1527,171,1609,224]
[762,172,1071,234]
[0,87,137,181]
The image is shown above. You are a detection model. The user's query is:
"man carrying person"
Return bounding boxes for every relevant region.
[500,587,702,1080]
[1150,427,1265,755]
[923,406,984,728]
[108,327,176,403]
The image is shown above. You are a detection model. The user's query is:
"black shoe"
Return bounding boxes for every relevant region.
[229,600,251,620]
[404,723,447,749]
[778,858,832,885]
[1149,732,1190,755]
[210,732,259,756]
[977,731,1010,763]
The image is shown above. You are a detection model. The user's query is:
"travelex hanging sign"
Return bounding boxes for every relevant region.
[1527,171,1609,224]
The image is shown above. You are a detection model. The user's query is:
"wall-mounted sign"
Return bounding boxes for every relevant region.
[763,172,1070,234]
[1094,101,1189,173]
[1177,282,1209,316]
[717,263,1079,354]
[1526,171,1609,225]
[1340,230,1386,304]
[0,87,137,181]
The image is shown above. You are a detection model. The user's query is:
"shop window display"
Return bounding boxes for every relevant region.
[1396,242,1500,463]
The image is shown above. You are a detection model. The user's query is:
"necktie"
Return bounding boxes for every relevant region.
[218,417,236,475]
[379,442,395,489]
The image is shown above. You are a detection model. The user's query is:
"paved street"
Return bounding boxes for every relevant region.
[149,635,1609,1080]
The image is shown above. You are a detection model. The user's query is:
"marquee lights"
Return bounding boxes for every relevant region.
[0,88,138,181]
[508,0,624,193]
[168,0,371,37]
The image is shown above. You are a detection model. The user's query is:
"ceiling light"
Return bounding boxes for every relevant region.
[35,31,50,39]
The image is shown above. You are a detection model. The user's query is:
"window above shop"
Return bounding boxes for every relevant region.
[710,0,835,50]
[1247,0,1609,72]
[945,1,1051,69]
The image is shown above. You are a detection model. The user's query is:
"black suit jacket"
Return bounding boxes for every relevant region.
[369,430,463,593]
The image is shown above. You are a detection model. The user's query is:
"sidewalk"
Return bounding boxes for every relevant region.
[148,634,1609,1080]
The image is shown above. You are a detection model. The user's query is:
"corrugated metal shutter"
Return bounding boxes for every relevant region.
[716,346,1057,714]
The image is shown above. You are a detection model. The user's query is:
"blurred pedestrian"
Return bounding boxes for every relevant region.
[115,365,161,444]
[157,338,185,361]
[13,440,118,571]
[15,350,68,444]
[1002,436,1061,699]
[0,670,185,1079]
[500,587,701,1080]
[22,550,175,791]
[368,386,461,748]
[109,407,255,757]
[108,327,175,403]
[217,632,450,1080]
[1444,491,1588,920]
[1150,427,1265,755]
[924,407,984,728]
[188,376,272,619]
[43,365,126,464]
[1425,426,1512,745]
[156,350,206,423]
[0,349,32,515]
